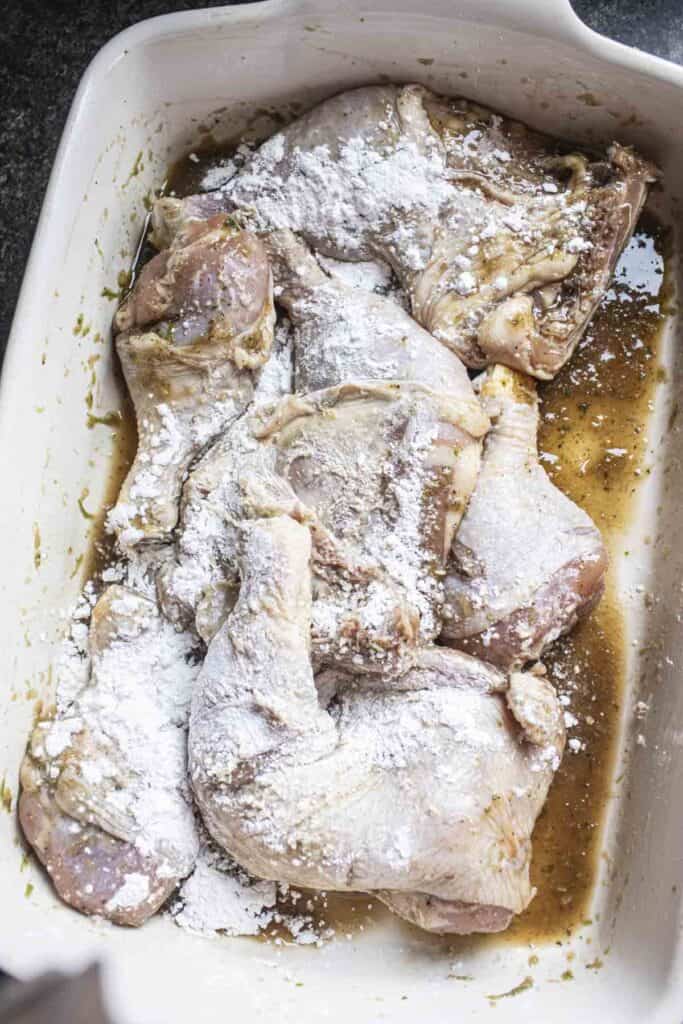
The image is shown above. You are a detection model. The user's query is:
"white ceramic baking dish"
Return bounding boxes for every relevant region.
[1,1,682,1020]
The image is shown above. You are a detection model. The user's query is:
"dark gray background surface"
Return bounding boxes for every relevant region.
[0,0,682,361]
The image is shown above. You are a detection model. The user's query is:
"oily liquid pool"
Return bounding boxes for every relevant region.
[108,144,671,947]
[508,213,670,944]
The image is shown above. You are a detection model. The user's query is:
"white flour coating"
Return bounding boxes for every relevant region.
[32,583,202,906]
[314,396,443,641]
[441,367,606,668]
[252,318,294,406]
[160,378,479,671]
[189,519,565,916]
[199,141,254,192]
[106,387,245,548]
[316,254,396,296]
[27,84,637,938]
[172,845,277,937]
[171,841,336,944]
[158,414,273,631]
[127,402,186,501]
[201,161,237,192]
[109,219,275,548]
[105,872,151,912]
[267,229,478,398]
[208,83,658,382]
[156,319,295,634]
[225,111,458,271]
[221,84,596,313]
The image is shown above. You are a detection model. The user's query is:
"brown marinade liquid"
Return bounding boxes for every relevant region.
[83,370,137,583]
[108,141,670,946]
[507,212,668,942]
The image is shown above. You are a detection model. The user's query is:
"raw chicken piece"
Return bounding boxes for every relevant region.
[441,365,607,668]
[264,228,478,399]
[149,193,229,250]
[190,517,565,933]
[19,586,200,926]
[377,892,513,934]
[158,379,487,670]
[411,94,656,377]
[109,216,275,546]
[153,85,655,378]
[18,790,176,928]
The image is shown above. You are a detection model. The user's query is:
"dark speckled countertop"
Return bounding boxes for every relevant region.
[0,0,681,360]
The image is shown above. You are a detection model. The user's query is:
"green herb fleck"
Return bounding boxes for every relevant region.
[70,553,84,579]
[123,151,144,187]
[77,488,95,521]
[24,883,34,899]
[87,410,123,430]
[20,852,30,872]
[33,523,41,569]
[586,958,603,971]
[561,970,574,982]
[0,776,12,813]
[487,976,533,1001]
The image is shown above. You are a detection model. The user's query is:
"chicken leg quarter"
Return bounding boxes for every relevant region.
[158,378,487,669]
[109,216,275,546]
[153,85,655,378]
[19,586,199,925]
[190,516,565,933]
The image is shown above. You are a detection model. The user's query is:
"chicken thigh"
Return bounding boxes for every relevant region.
[441,365,607,668]
[190,516,565,933]
[19,586,199,925]
[158,378,487,670]
[109,216,275,547]
[153,85,655,378]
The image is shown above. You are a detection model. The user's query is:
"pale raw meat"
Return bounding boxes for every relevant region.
[190,516,565,933]
[152,85,655,378]
[441,365,608,668]
[158,379,487,671]
[110,216,275,547]
[19,586,199,926]
[265,227,476,398]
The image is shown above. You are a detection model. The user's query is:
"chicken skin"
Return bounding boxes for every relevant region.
[159,379,487,671]
[110,216,275,546]
[153,85,655,378]
[190,516,565,933]
[441,365,607,668]
[20,587,199,925]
